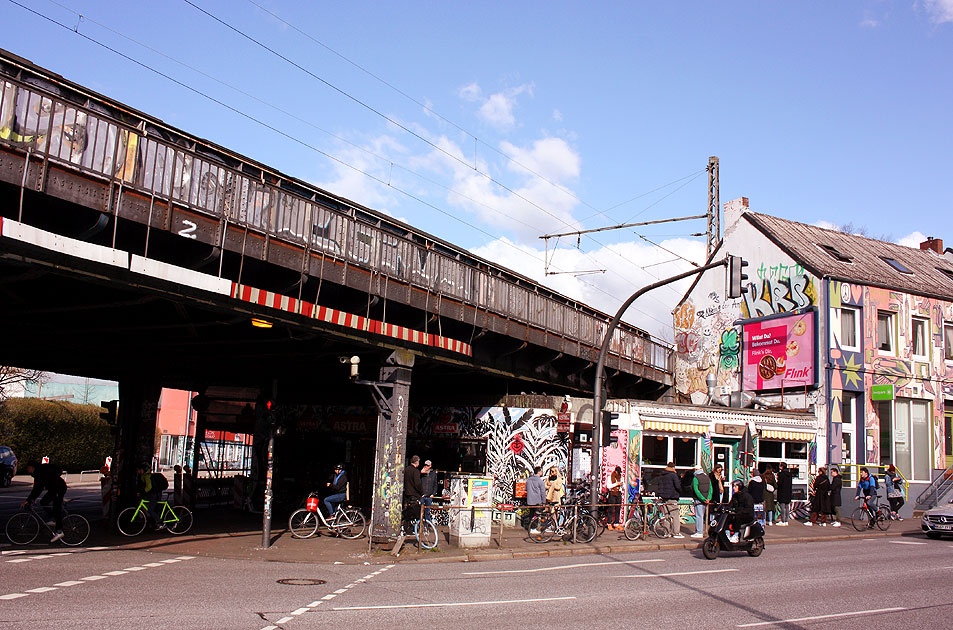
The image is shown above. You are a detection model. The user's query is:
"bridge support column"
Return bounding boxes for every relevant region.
[365,350,415,542]
[114,380,162,517]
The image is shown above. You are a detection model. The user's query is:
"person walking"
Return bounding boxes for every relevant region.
[525,466,546,518]
[402,455,423,530]
[747,469,765,527]
[884,464,905,520]
[776,461,793,526]
[22,461,67,542]
[828,466,843,527]
[762,465,777,526]
[657,462,684,538]
[606,466,623,530]
[690,465,712,539]
[324,463,348,517]
[805,467,830,526]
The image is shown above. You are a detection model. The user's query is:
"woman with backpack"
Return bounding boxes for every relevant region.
[884,464,905,520]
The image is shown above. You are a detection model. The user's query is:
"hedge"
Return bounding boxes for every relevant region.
[0,398,113,472]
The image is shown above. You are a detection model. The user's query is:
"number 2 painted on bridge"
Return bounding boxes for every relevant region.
[177,220,197,239]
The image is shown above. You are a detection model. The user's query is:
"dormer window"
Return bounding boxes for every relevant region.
[937,267,953,283]
[818,244,852,262]
[881,257,913,274]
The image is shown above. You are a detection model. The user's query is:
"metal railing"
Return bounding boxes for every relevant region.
[914,462,953,511]
[0,59,672,375]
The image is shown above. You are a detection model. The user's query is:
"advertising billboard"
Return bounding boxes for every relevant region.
[742,310,816,391]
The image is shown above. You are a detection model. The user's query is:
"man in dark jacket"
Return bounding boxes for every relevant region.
[656,462,684,538]
[727,479,755,542]
[828,466,843,527]
[22,461,67,541]
[806,467,830,526]
[403,455,423,526]
[776,461,794,526]
[324,463,348,517]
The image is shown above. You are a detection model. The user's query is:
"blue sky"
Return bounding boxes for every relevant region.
[4,0,952,341]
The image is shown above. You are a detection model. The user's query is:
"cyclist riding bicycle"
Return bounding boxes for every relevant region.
[22,461,67,542]
[855,467,878,510]
[136,464,165,530]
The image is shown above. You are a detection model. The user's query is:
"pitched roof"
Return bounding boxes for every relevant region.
[744,212,953,301]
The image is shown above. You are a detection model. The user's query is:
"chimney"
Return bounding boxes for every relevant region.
[920,236,943,254]
[723,197,750,230]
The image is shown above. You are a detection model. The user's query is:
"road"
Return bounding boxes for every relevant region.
[2,534,951,629]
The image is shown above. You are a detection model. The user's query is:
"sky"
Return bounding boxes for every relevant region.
[3,0,952,343]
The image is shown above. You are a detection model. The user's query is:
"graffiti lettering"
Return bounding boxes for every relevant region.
[177,220,198,239]
[742,272,815,318]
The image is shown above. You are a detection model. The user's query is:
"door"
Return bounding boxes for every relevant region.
[714,444,732,501]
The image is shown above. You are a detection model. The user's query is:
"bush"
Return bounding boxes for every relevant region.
[0,398,112,472]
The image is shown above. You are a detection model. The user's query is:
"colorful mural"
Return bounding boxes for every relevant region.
[741,265,817,319]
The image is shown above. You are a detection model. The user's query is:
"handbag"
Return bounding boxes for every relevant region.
[765,483,775,493]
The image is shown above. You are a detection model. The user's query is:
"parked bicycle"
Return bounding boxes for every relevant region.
[403,517,438,550]
[288,493,366,539]
[5,499,90,546]
[117,495,193,536]
[622,495,677,540]
[850,495,891,532]
[528,505,598,543]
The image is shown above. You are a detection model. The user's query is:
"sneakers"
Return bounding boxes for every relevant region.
[804,521,813,526]
[832,521,841,527]
[728,533,739,543]
[690,533,705,539]
[776,521,788,526]
[670,533,685,538]
[50,530,65,542]
[820,523,827,527]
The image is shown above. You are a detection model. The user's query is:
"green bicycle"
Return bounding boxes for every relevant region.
[117,497,192,536]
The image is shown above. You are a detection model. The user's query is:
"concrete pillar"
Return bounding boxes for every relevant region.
[116,380,162,510]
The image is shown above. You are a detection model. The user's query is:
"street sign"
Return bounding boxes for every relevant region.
[557,412,571,433]
[871,384,894,401]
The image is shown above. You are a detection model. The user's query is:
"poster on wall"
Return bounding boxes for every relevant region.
[742,310,816,391]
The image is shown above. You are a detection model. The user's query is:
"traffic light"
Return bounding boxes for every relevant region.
[99,400,118,425]
[601,410,619,447]
[727,255,749,299]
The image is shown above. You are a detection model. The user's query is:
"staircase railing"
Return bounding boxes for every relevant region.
[914,463,953,510]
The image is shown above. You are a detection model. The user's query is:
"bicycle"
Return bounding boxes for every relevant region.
[5,500,90,546]
[288,493,366,539]
[403,517,439,550]
[528,505,598,543]
[850,495,891,532]
[117,495,193,536]
[623,495,676,540]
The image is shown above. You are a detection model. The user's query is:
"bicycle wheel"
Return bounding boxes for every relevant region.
[653,517,672,538]
[850,507,870,532]
[623,516,644,541]
[573,514,598,543]
[532,515,558,543]
[415,519,438,549]
[333,508,366,540]
[117,507,147,537]
[60,514,90,546]
[876,506,891,531]
[6,512,39,544]
[167,506,193,535]
[289,509,319,539]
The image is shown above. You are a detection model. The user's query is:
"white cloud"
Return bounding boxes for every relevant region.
[813,220,840,231]
[552,109,563,122]
[457,82,481,102]
[924,0,953,24]
[860,17,880,28]
[896,230,928,248]
[312,133,406,213]
[479,93,517,129]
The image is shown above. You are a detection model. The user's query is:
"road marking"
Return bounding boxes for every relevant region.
[124,567,147,571]
[464,559,664,575]
[7,558,32,563]
[161,559,181,563]
[0,593,28,600]
[321,594,337,600]
[275,617,293,624]
[308,601,323,607]
[617,569,739,578]
[103,570,128,576]
[81,575,107,581]
[888,540,927,545]
[175,555,195,560]
[26,587,57,593]
[54,581,85,587]
[737,607,906,627]
[291,608,309,616]
[334,596,577,611]
[142,562,164,567]
[334,588,348,594]
[1,550,27,555]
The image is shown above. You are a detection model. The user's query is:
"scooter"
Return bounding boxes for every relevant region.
[702,505,765,559]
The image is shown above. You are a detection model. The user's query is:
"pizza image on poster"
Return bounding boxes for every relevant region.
[742,311,815,391]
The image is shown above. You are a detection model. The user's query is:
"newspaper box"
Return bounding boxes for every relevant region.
[449,474,494,548]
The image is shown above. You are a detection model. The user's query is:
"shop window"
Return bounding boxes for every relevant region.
[786,441,807,459]
[945,323,953,361]
[760,440,782,459]
[911,317,929,360]
[640,434,698,493]
[877,311,895,354]
[839,307,859,351]
[642,435,668,466]
[673,437,697,467]
[882,398,932,481]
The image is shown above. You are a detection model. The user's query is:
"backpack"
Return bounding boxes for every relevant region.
[151,472,169,493]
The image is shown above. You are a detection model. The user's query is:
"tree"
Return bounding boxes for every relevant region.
[0,367,46,402]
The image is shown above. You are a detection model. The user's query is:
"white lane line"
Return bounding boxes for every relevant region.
[7,558,32,563]
[888,540,927,545]
[174,555,195,560]
[333,588,348,594]
[308,601,323,607]
[0,593,28,600]
[261,627,278,630]
[81,575,107,581]
[142,562,164,567]
[124,567,147,571]
[54,581,85,587]
[464,559,664,575]
[87,547,108,550]
[32,555,54,559]
[103,571,128,576]
[161,559,181,563]
[291,608,309,616]
[334,596,576,611]
[1,550,27,555]
[275,617,293,624]
[617,569,739,578]
[26,587,57,593]
[321,594,337,600]
[737,607,907,627]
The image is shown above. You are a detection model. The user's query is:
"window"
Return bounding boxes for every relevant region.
[877,311,895,354]
[938,267,953,283]
[880,398,932,481]
[911,317,929,360]
[945,323,953,361]
[881,257,913,274]
[839,307,859,351]
[640,434,699,493]
[841,391,858,427]
[756,440,809,500]
[818,244,853,262]
[840,392,858,486]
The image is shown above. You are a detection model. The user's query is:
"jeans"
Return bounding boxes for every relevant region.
[420,496,433,521]
[324,493,346,517]
[693,502,707,535]
[778,502,790,523]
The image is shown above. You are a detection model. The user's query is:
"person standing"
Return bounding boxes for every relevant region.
[544,466,565,508]
[762,465,777,526]
[420,460,437,521]
[709,465,727,506]
[805,467,830,526]
[324,463,348,517]
[690,465,712,539]
[606,466,623,530]
[402,455,423,529]
[747,469,765,527]
[828,466,843,527]
[657,462,684,538]
[776,461,793,526]
[884,464,905,520]
[22,461,67,542]
[525,466,546,516]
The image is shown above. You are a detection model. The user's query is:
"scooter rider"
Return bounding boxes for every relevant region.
[726,479,754,543]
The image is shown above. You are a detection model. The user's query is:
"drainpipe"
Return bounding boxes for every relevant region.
[824,276,832,471]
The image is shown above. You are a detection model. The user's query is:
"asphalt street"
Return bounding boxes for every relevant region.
[3,535,952,629]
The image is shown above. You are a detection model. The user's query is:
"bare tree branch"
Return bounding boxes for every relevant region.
[0,367,47,402]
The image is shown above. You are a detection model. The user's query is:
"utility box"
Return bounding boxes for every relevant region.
[449,474,494,548]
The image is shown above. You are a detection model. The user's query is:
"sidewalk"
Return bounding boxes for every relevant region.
[90,508,927,566]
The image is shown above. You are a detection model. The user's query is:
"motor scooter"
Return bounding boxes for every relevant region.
[702,504,765,559]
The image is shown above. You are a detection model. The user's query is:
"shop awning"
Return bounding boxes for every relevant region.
[643,420,708,435]
[759,429,814,441]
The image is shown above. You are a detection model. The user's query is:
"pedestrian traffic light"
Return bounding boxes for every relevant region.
[727,255,749,299]
[601,410,619,447]
[99,400,118,425]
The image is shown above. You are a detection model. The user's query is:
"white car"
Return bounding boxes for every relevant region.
[921,498,953,539]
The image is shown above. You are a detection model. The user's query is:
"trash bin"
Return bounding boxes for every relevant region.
[449,474,494,548]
